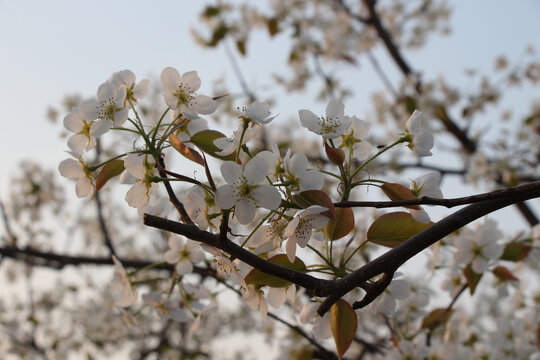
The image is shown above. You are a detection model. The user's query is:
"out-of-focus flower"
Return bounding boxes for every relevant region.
[454,220,504,273]
[142,292,190,323]
[111,256,138,308]
[109,69,149,104]
[404,110,434,156]
[58,155,94,198]
[371,273,411,316]
[164,235,205,275]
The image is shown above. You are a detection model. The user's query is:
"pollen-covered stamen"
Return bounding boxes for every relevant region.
[174,84,195,107]
[97,97,117,121]
[320,116,343,135]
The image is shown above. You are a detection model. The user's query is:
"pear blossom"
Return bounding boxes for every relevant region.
[142,292,190,323]
[409,171,443,223]
[164,235,205,275]
[337,115,373,161]
[214,123,256,156]
[243,100,277,124]
[283,205,329,262]
[404,110,434,156]
[63,99,109,154]
[109,69,149,104]
[123,153,157,209]
[58,156,94,198]
[172,112,209,142]
[453,219,504,273]
[95,81,129,127]
[215,152,281,224]
[249,217,289,255]
[299,302,332,341]
[183,185,215,230]
[241,284,268,320]
[111,256,138,308]
[370,273,411,316]
[200,244,238,277]
[282,151,324,192]
[161,67,217,119]
[298,98,353,139]
[266,285,295,309]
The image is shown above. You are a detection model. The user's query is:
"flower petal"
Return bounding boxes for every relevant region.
[220,161,243,184]
[181,71,201,93]
[215,184,237,209]
[125,182,149,208]
[192,95,217,115]
[235,199,256,224]
[325,98,344,119]
[58,158,83,178]
[124,154,146,179]
[299,109,322,134]
[161,67,181,92]
[252,185,281,210]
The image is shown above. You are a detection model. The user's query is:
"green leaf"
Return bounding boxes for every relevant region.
[189,130,236,161]
[292,190,335,219]
[244,254,306,288]
[169,135,204,165]
[367,212,433,248]
[202,6,220,18]
[325,207,354,241]
[95,160,125,190]
[421,308,454,330]
[500,241,532,262]
[331,299,357,360]
[463,264,483,295]
[380,183,420,209]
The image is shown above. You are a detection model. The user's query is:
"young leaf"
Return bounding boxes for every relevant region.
[492,266,519,282]
[169,135,204,165]
[380,183,421,209]
[367,212,432,248]
[331,299,358,359]
[325,207,354,241]
[421,308,454,330]
[189,130,236,161]
[95,160,125,190]
[324,141,345,165]
[463,264,483,295]
[244,254,306,288]
[500,241,532,262]
[292,190,335,219]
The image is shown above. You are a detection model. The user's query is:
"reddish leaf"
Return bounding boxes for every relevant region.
[169,135,204,165]
[331,299,358,359]
[380,183,420,210]
[294,348,313,360]
[325,207,354,241]
[324,141,345,165]
[292,190,335,219]
[189,130,236,161]
[500,241,532,262]
[367,212,433,248]
[95,160,125,190]
[492,266,519,282]
[463,264,483,295]
[421,308,454,329]
[244,254,306,288]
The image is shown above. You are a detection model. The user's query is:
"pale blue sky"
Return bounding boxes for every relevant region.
[1,0,539,213]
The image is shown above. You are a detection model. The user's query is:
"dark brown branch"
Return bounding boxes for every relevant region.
[156,157,194,225]
[336,179,540,209]
[94,191,116,256]
[0,199,16,245]
[317,180,540,315]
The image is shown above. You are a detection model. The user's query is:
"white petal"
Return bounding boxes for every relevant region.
[115,85,127,107]
[309,214,329,229]
[63,113,83,132]
[192,95,217,115]
[325,98,344,119]
[79,98,98,120]
[58,158,83,179]
[124,154,146,179]
[411,209,431,224]
[235,199,256,224]
[267,287,287,309]
[353,141,372,161]
[246,101,270,123]
[97,82,115,101]
[176,259,193,275]
[413,129,434,156]
[471,257,488,274]
[299,302,318,324]
[113,107,129,127]
[161,67,181,91]
[244,154,271,184]
[298,109,322,134]
[287,153,308,176]
[220,161,243,184]
[181,71,201,93]
[380,294,396,315]
[68,133,89,154]
[406,110,422,133]
[133,79,150,99]
[482,242,503,260]
[125,182,149,208]
[299,170,324,191]
[252,185,281,210]
[286,236,297,263]
[189,248,205,264]
[164,249,180,264]
[313,313,332,340]
[389,279,411,300]
[89,118,111,138]
[76,176,94,198]
[215,185,237,209]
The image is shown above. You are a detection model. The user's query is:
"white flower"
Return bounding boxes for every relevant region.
[244,100,276,124]
[299,302,332,341]
[142,292,190,323]
[111,256,138,308]
[409,171,443,223]
[405,110,434,156]
[241,284,268,321]
[337,116,372,161]
[183,186,213,230]
[58,156,94,198]
[164,235,205,275]
[96,81,129,127]
[161,67,217,119]
[109,69,149,104]
[453,219,504,273]
[299,98,353,139]
[283,206,329,262]
[215,152,282,224]
[123,154,156,209]
[371,273,411,316]
[214,123,256,156]
[200,244,238,277]
[282,151,324,192]
[63,99,109,154]
[249,217,289,255]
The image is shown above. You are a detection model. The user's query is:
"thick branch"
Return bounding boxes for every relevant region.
[156,157,194,225]
[318,180,540,314]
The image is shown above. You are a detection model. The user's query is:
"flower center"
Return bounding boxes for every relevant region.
[174,84,194,107]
